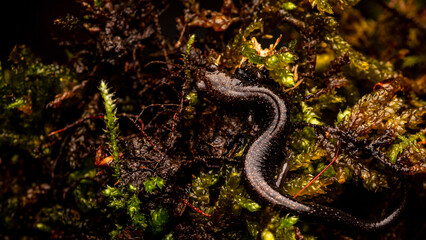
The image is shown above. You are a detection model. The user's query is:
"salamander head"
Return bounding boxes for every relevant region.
[195,65,220,92]
[196,67,244,95]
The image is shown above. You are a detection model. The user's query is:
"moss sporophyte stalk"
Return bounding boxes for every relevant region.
[98,81,169,236]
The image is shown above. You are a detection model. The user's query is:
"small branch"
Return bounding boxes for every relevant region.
[48,115,104,136]
[182,199,212,218]
[278,9,306,30]
[293,140,342,198]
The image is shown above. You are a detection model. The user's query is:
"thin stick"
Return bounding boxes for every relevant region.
[48,115,104,136]
[182,199,211,218]
[293,139,342,198]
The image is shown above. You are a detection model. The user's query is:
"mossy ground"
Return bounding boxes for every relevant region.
[1,0,425,239]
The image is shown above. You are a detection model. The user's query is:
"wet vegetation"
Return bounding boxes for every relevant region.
[0,0,425,239]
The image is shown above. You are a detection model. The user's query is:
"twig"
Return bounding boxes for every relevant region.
[293,139,342,198]
[48,115,104,136]
[182,199,211,218]
[278,9,306,30]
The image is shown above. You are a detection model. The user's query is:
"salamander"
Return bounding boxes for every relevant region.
[196,69,407,232]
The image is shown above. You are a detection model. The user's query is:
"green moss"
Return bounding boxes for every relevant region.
[335,107,351,125]
[388,132,425,164]
[94,0,103,8]
[6,97,25,109]
[127,194,148,228]
[189,170,219,217]
[162,233,174,240]
[0,45,74,155]
[259,213,300,240]
[183,34,196,80]
[149,206,169,235]
[103,185,148,230]
[99,80,121,179]
[310,0,334,14]
[281,2,297,11]
[109,224,123,239]
[225,19,297,87]
[144,176,165,194]
[185,92,199,106]
[282,172,335,197]
[215,167,261,214]
[35,205,83,233]
[310,0,361,14]
[72,171,97,212]
[324,32,397,83]
[360,169,389,192]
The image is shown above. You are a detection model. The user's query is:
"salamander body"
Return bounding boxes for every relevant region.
[196,69,406,232]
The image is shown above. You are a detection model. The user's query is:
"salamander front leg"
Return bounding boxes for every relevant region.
[275,160,289,188]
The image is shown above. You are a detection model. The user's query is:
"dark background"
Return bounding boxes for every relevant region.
[0,0,223,64]
[0,0,79,64]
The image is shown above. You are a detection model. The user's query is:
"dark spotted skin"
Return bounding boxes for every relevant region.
[196,70,407,232]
